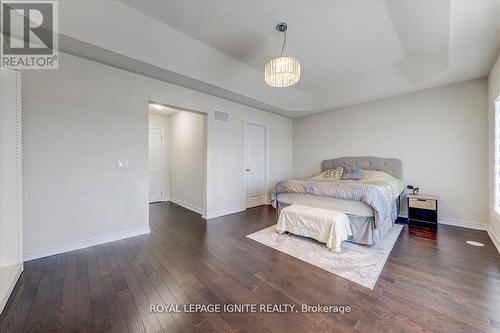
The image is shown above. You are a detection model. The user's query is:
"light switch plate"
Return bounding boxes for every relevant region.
[117,159,129,168]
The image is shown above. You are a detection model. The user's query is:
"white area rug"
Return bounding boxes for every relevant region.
[246,224,403,289]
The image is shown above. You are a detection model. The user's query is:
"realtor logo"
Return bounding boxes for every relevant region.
[1,1,58,69]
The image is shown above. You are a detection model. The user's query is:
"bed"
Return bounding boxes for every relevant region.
[273,157,404,245]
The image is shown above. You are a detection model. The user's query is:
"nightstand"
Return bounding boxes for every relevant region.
[407,194,438,228]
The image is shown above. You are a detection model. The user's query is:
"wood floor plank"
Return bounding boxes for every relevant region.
[59,254,78,333]
[109,241,164,332]
[126,238,200,332]
[0,267,30,332]
[24,256,58,332]
[1,259,47,333]
[103,244,146,333]
[116,239,180,332]
[138,235,234,332]
[75,252,93,332]
[132,238,208,328]
[95,246,129,333]
[43,254,67,332]
[86,247,112,333]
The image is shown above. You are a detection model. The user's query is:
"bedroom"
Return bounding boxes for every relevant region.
[0,1,499,332]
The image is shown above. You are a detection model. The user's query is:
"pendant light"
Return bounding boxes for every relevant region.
[264,22,301,88]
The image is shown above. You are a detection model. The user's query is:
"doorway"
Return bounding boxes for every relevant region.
[148,102,207,214]
[245,121,268,208]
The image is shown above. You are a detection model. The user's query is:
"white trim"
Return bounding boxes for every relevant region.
[0,263,23,315]
[487,225,500,254]
[202,205,247,220]
[398,213,487,230]
[23,226,150,262]
[244,120,270,208]
[438,218,487,230]
[169,197,204,215]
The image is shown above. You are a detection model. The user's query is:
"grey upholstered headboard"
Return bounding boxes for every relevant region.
[321,157,402,179]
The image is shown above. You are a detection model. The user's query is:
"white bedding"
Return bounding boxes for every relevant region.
[311,169,405,201]
[277,170,404,218]
[277,193,374,216]
[276,204,352,253]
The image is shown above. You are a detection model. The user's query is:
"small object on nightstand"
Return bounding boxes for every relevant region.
[406,185,420,195]
[407,194,438,228]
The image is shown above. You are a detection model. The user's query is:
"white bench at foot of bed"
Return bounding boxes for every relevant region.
[276,204,352,253]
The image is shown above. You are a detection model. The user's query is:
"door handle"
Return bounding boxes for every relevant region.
[246,169,251,171]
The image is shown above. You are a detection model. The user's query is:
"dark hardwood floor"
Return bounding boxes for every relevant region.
[1,202,499,332]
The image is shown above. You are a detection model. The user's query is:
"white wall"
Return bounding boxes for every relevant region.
[488,54,500,250]
[294,79,488,227]
[206,103,294,218]
[169,111,207,213]
[149,113,171,199]
[22,52,293,258]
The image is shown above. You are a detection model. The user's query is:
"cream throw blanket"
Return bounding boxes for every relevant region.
[276,204,352,253]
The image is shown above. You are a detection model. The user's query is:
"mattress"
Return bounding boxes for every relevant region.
[276,193,374,217]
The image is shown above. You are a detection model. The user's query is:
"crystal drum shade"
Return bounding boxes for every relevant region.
[264,56,301,87]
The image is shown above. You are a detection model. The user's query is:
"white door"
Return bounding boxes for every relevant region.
[149,128,164,203]
[245,122,267,208]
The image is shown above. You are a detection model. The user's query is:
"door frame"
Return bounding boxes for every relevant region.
[148,126,165,203]
[244,120,270,208]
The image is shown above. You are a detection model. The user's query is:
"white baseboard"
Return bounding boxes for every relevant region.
[202,205,246,220]
[487,225,500,254]
[23,226,150,262]
[166,198,246,220]
[438,217,487,230]
[169,197,204,215]
[398,213,487,230]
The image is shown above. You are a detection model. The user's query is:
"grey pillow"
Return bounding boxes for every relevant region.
[341,167,363,180]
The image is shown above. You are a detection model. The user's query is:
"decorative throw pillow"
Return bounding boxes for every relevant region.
[324,167,344,180]
[341,167,363,180]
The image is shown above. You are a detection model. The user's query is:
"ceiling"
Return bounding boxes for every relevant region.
[122,0,500,115]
